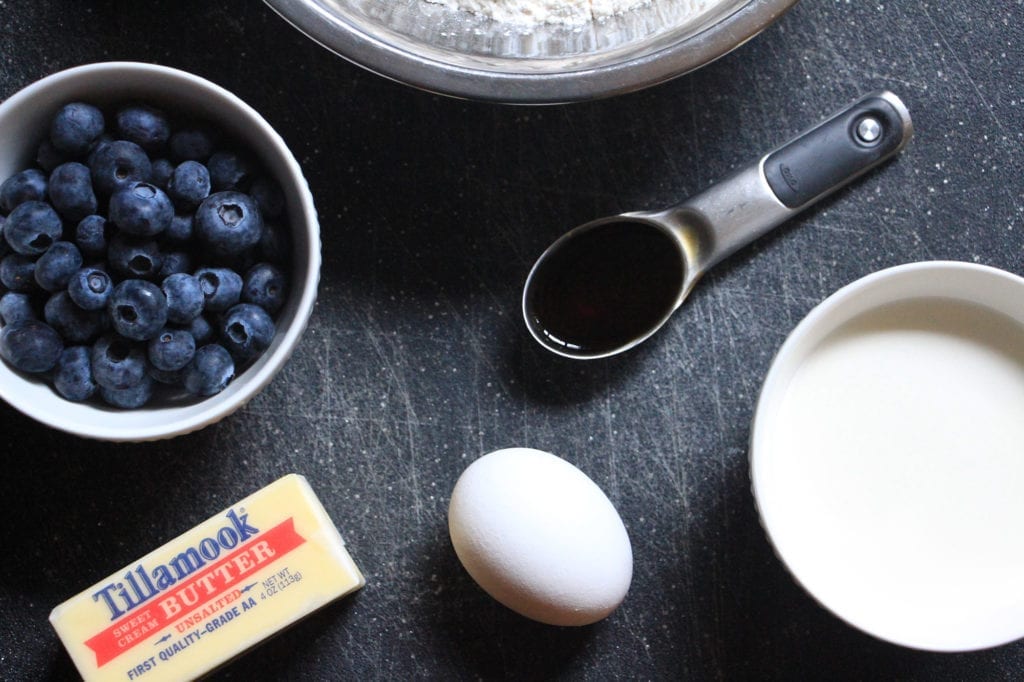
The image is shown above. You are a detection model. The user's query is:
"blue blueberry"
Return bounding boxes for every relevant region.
[0,291,37,324]
[109,235,163,280]
[68,267,113,310]
[158,251,192,279]
[0,254,37,292]
[207,151,252,191]
[242,262,287,315]
[89,140,152,197]
[86,134,114,167]
[90,333,146,390]
[194,266,242,312]
[183,343,235,396]
[53,345,97,402]
[162,273,204,324]
[0,319,62,373]
[116,104,170,154]
[50,102,105,156]
[48,162,98,222]
[3,200,63,255]
[167,160,211,211]
[109,182,173,237]
[0,168,48,213]
[164,213,193,243]
[169,126,216,162]
[35,241,83,291]
[195,191,263,256]
[75,214,110,257]
[108,279,168,341]
[259,221,291,266]
[100,373,154,408]
[150,158,175,189]
[36,139,67,173]
[187,314,215,345]
[148,327,196,371]
[44,291,106,344]
[220,303,275,362]
[249,176,285,219]
[0,215,9,258]
[148,363,185,385]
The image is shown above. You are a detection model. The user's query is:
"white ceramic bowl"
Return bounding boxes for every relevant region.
[264,0,798,103]
[751,261,1024,651]
[0,62,320,441]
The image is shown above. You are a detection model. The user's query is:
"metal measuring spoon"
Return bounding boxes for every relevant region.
[522,91,913,360]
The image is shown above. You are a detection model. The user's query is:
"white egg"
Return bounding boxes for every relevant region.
[447,447,633,626]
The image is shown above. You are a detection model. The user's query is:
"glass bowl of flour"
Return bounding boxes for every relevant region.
[263,0,798,103]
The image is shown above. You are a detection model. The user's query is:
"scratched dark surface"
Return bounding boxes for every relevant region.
[1,1,1023,679]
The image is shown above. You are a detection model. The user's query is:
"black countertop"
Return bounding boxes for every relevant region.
[2,1,1023,679]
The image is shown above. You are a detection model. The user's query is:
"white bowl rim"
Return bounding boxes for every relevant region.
[750,260,1024,651]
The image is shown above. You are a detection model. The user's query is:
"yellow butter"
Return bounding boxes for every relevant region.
[50,474,365,682]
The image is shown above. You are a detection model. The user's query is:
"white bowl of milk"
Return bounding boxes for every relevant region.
[751,261,1024,652]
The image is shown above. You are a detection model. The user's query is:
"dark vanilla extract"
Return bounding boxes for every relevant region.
[526,221,685,355]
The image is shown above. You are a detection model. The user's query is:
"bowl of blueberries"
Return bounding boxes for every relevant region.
[0,62,320,441]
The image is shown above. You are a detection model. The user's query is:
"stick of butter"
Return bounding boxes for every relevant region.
[50,474,365,682]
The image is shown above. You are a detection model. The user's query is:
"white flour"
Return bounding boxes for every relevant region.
[430,0,709,26]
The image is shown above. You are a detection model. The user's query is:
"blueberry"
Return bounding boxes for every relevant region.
[150,158,175,189]
[0,215,9,258]
[183,343,235,396]
[169,126,216,162]
[35,241,83,292]
[48,161,98,222]
[166,160,210,211]
[162,273,204,324]
[3,200,63,255]
[249,176,285,219]
[220,303,275,362]
[0,168,48,213]
[0,291,37,324]
[148,327,196,371]
[195,191,263,256]
[207,151,252,191]
[116,104,170,154]
[187,314,215,345]
[75,214,110,257]
[108,279,168,341]
[194,266,242,312]
[0,319,62,373]
[0,254,37,292]
[148,364,185,385]
[68,267,113,310]
[258,220,291,266]
[53,345,97,401]
[44,291,106,344]
[89,140,152,197]
[100,373,154,408]
[86,134,114,167]
[36,140,67,173]
[90,333,146,390]
[164,213,193,243]
[158,251,192,279]
[109,182,174,237]
[50,102,105,156]
[242,262,287,315]
[109,235,163,280]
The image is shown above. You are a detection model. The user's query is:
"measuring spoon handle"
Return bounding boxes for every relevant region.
[677,91,913,274]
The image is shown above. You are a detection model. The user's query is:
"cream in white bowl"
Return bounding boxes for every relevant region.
[0,62,320,441]
[751,261,1024,651]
